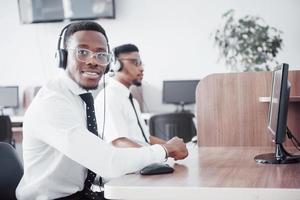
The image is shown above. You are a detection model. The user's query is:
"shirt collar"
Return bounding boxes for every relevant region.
[109,78,131,98]
[60,71,95,96]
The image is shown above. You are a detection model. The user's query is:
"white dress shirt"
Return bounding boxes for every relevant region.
[95,78,150,146]
[16,72,166,200]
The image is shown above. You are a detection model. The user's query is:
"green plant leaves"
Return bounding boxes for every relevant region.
[214,9,283,72]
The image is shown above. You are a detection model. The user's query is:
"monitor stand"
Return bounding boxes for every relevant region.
[175,103,190,113]
[254,143,300,164]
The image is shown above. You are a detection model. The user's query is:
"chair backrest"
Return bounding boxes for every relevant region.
[0,142,24,199]
[149,112,196,142]
[0,115,13,144]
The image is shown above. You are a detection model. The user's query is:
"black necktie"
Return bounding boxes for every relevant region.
[79,93,104,199]
[129,93,149,143]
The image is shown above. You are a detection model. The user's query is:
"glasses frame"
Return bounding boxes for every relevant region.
[68,47,113,65]
[119,58,143,67]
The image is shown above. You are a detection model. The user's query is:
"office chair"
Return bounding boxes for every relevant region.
[0,115,15,147]
[0,142,24,200]
[149,112,196,143]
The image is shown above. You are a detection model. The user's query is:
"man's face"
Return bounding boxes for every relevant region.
[118,52,144,86]
[66,30,109,90]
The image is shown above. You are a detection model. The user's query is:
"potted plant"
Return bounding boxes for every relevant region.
[214,9,283,72]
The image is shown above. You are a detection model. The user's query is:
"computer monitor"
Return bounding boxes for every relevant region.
[18,0,115,24]
[254,63,300,164]
[0,86,19,109]
[162,80,200,111]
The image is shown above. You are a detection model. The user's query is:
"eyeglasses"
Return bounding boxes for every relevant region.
[119,58,143,67]
[69,48,112,65]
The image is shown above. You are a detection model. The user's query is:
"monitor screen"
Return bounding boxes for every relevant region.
[267,64,290,144]
[18,0,115,24]
[0,86,19,108]
[254,63,300,164]
[162,80,200,105]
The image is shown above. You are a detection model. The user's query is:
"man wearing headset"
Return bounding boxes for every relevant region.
[95,44,171,147]
[16,22,188,200]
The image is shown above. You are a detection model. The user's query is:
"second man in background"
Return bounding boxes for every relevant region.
[95,44,174,147]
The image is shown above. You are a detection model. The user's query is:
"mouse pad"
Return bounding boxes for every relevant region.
[140,163,174,175]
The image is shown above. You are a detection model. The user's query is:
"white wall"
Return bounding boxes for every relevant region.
[0,0,299,113]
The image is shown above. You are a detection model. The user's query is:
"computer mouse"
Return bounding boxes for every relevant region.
[140,163,174,175]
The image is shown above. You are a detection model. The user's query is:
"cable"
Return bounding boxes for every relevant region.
[100,75,106,139]
[129,94,149,144]
[286,127,300,152]
[287,127,300,146]
[291,138,300,152]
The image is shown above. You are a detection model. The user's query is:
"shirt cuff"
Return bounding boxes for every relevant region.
[160,144,169,161]
[149,144,168,163]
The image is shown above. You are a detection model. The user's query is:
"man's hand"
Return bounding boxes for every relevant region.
[149,135,166,145]
[163,137,188,160]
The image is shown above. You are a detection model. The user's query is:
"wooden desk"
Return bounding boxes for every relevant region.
[104,146,300,200]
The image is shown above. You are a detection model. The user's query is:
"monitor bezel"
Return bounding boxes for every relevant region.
[254,63,300,164]
[162,79,200,105]
[0,86,19,109]
[18,0,116,24]
[267,63,289,144]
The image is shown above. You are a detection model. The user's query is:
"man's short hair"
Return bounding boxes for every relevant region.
[113,44,139,58]
[63,21,109,49]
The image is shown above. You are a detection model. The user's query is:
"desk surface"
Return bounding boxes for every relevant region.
[104,146,300,200]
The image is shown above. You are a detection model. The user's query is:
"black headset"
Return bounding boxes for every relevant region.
[56,24,70,69]
[55,23,111,74]
[110,47,123,72]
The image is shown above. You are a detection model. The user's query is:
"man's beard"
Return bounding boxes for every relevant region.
[132,80,142,87]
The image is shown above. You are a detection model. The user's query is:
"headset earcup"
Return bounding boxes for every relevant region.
[115,60,122,72]
[109,59,121,72]
[56,49,68,69]
[104,63,110,74]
